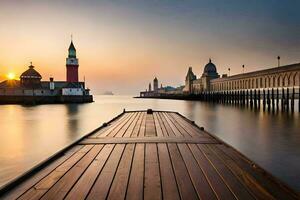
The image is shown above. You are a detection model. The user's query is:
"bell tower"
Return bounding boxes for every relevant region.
[66,39,79,82]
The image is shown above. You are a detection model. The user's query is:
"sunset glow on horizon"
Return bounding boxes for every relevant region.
[1,0,299,94]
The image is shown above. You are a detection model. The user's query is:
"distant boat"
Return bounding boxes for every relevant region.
[102,91,114,95]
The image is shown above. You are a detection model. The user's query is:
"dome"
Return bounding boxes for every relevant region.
[20,64,42,79]
[204,59,217,74]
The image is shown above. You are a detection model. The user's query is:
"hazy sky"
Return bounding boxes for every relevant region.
[0,0,299,94]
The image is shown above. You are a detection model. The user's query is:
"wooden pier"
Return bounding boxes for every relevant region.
[0,110,299,200]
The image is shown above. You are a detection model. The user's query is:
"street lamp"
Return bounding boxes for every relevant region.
[277,56,280,67]
[228,67,231,76]
[242,65,245,73]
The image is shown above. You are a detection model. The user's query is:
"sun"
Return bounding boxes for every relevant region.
[7,72,16,80]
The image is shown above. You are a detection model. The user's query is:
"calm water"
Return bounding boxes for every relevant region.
[0,95,299,191]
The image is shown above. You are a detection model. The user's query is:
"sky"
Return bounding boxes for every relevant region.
[0,0,300,94]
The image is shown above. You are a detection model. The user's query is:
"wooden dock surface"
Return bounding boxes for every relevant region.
[0,110,299,200]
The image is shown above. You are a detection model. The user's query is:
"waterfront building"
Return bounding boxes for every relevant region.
[0,40,92,104]
[210,63,300,91]
[140,58,300,98]
[182,67,197,94]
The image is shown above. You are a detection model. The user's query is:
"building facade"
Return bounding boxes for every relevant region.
[210,63,300,91]
[184,59,220,94]
[0,40,92,103]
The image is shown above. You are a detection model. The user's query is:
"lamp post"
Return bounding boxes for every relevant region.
[228,67,231,76]
[277,56,280,67]
[242,65,245,73]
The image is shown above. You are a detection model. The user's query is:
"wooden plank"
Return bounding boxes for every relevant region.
[100,112,135,137]
[155,112,168,137]
[131,112,145,137]
[93,113,131,137]
[198,144,255,200]
[65,144,115,200]
[80,136,219,144]
[137,112,146,137]
[126,143,145,200]
[153,112,164,137]
[217,144,298,200]
[164,112,193,137]
[107,144,135,200]
[129,112,143,137]
[123,112,141,137]
[162,112,184,137]
[189,144,236,200]
[144,143,162,200]
[208,144,276,200]
[157,112,175,136]
[111,112,139,137]
[169,113,207,137]
[41,145,104,200]
[167,143,199,200]
[177,143,217,200]
[86,144,126,200]
[145,113,156,137]
[17,145,94,200]
[157,143,180,200]
[1,145,82,200]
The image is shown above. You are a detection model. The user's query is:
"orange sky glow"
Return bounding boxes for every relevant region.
[0,1,299,94]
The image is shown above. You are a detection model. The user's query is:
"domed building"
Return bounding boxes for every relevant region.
[20,63,42,87]
[184,59,219,94]
[0,40,93,104]
[202,59,219,78]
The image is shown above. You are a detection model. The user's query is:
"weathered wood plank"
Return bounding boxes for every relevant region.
[93,113,131,137]
[144,143,162,200]
[157,143,180,200]
[126,143,145,200]
[145,113,156,137]
[158,112,175,136]
[129,112,144,137]
[113,112,139,137]
[198,144,255,200]
[1,145,83,200]
[122,112,141,137]
[169,113,207,137]
[217,144,299,200]
[162,112,184,137]
[102,112,135,137]
[177,143,217,200]
[65,144,115,200]
[164,112,192,137]
[189,144,236,200]
[107,144,135,200]
[17,145,94,200]
[153,112,164,137]
[167,143,199,200]
[208,144,276,200]
[138,112,146,137]
[41,145,104,200]
[80,136,219,144]
[86,144,125,200]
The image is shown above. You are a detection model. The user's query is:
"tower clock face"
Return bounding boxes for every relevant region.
[67,58,78,65]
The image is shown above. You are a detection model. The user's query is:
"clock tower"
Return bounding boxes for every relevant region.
[66,40,79,82]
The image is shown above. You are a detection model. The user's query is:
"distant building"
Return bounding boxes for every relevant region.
[153,77,158,92]
[186,59,220,94]
[66,41,79,82]
[0,40,93,104]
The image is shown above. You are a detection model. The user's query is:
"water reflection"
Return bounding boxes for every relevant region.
[0,95,299,192]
